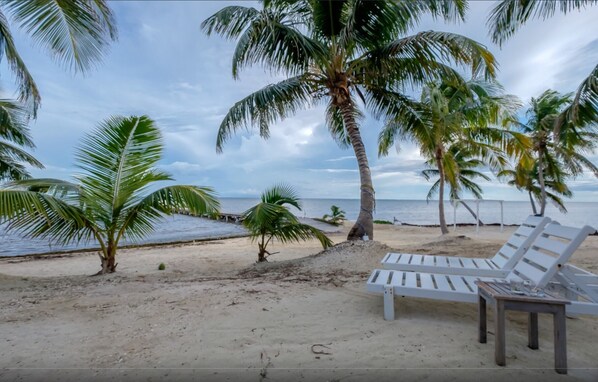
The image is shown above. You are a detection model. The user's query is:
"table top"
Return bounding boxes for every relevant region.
[475,281,570,305]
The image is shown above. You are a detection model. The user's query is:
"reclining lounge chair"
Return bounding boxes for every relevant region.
[367,223,595,320]
[381,215,551,277]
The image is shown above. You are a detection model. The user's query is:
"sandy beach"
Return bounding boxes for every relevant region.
[1,223,597,381]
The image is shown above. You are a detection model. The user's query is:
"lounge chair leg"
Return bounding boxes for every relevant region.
[384,285,394,320]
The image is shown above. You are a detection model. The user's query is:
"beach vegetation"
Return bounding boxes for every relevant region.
[202,0,497,241]
[0,115,220,274]
[421,144,493,225]
[0,100,43,180]
[373,220,393,225]
[379,79,526,234]
[497,162,571,214]
[242,184,332,262]
[0,1,117,181]
[158,263,166,271]
[488,0,598,131]
[322,205,345,225]
[0,0,117,116]
[505,90,597,216]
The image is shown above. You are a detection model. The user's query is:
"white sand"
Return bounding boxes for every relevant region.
[1,223,597,381]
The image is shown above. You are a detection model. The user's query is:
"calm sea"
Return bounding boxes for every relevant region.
[1,198,597,257]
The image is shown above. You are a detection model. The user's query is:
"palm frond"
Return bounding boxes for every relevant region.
[216,76,314,152]
[3,0,118,73]
[0,12,41,115]
[488,0,598,46]
[260,183,301,209]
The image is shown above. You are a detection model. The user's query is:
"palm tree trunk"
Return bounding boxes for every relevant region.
[99,244,117,274]
[528,191,538,215]
[339,101,375,240]
[460,201,484,225]
[537,150,547,216]
[436,150,449,235]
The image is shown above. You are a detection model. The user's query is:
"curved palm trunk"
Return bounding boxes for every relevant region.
[537,150,547,216]
[339,101,375,240]
[460,201,484,225]
[528,191,538,215]
[436,150,449,234]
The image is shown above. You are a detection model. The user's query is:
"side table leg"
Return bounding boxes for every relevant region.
[479,295,487,343]
[554,308,567,374]
[495,300,506,366]
[528,312,539,349]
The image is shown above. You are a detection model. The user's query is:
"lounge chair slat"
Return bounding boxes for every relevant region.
[533,236,568,255]
[434,274,451,291]
[525,249,558,270]
[461,258,476,268]
[397,254,412,265]
[543,224,586,241]
[386,253,400,265]
[423,256,435,266]
[515,225,534,237]
[448,275,470,293]
[376,269,392,285]
[484,259,499,269]
[410,254,423,265]
[436,256,449,266]
[474,260,492,270]
[508,234,526,249]
[513,261,546,285]
[404,272,417,288]
[448,257,462,268]
[419,273,435,290]
[381,253,392,264]
[389,270,402,286]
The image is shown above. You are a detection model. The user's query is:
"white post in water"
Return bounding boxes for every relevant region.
[476,200,480,234]
[500,201,504,232]
[453,201,457,231]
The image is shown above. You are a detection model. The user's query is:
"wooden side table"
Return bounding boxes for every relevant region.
[475,281,570,374]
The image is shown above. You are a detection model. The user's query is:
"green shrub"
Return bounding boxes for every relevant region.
[158,263,166,270]
[373,219,393,225]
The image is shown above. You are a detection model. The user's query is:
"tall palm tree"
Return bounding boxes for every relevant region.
[509,90,598,216]
[488,0,598,129]
[379,79,524,234]
[0,116,219,274]
[421,144,493,225]
[0,1,117,116]
[497,162,572,214]
[242,184,332,262]
[0,99,43,180]
[202,0,497,240]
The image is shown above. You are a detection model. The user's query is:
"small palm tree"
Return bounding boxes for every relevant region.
[242,184,332,262]
[322,205,346,225]
[0,115,219,274]
[202,0,497,241]
[0,100,43,180]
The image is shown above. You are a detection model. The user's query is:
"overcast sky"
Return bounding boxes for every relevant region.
[5,1,598,201]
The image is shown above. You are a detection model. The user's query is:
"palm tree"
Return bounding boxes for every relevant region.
[202,0,497,240]
[508,90,598,216]
[242,184,332,262]
[379,79,524,234]
[498,162,572,214]
[322,205,346,225]
[0,116,219,274]
[488,0,598,129]
[0,1,117,116]
[0,99,43,180]
[421,144,494,225]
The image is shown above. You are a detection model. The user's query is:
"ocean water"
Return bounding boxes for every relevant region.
[1,198,597,257]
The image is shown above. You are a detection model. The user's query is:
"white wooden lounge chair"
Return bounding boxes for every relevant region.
[549,264,598,316]
[381,215,551,277]
[366,223,595,320]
